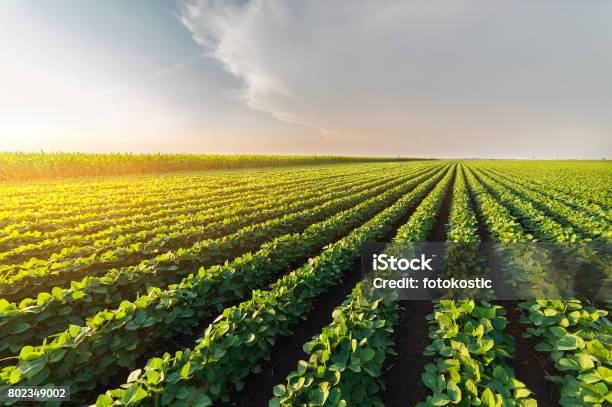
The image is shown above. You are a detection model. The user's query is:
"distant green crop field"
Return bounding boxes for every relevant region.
[0,160,609,406]
[0,152,423,181]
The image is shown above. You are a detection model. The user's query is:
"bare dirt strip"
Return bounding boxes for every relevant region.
[381,166,455,406]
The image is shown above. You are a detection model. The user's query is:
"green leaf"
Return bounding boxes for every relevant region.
[558,357,579,371]
[361,348,376,362]
[430,393,451,406]
[577,372,601,384]
[549,326,567,337]
[574,353,595,371]
[124,385,148,404]
[586,341,610,362]
[95,394,114,407]
[175,387,190,400]
[534,342,552,352]
[310,387,327,406]
[422,372,437,390]
[180,362,191,379]
[592,381,608,396]
[556,334,584,351]
[209,382,222,396]
[597,366,611,382]
[273,384,286,397]
[493,366,508,383]
[127,369,142,383]
[19,346,34,360]
[194,394,213,407]
[515,388,531,398]
[49,349,67,363]
[465,379,478,396]
[523,399,537,407]
[9,369,22,384]
[481,388,496,407]
[11,323,30,335]
[447,381,462,403]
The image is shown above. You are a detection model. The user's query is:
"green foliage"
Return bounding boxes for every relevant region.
[89,167,448,406]
[271,286,396,407]
[419,300,535,406]
[519,300,611,406]
[465,163,611,407]
[0,164,434,358]
[0,152,423,181]
[0,164,419,300]
[271,166,456,406]
[0,165,446,404]
[0,159,610,406]
[418,168,535,406]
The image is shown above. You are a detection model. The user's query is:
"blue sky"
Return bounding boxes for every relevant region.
[1,0,611,158]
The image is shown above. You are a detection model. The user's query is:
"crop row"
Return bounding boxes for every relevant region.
[0,169,374,263]
[1,162,402,226]
[0,162,374,215]
[270,282,394,407]
[0,165,451,405]
[90,164,450,406]
[273,162,607,406]
[464,166,611,406]
[418,165,536,406]
[0,174,320,249]
[477,162,610,209]
[0,170,319,233]
[469,167,609,288]
[482,166,610,224]
[0,170,405,300]
[519,300,611,406]
[0,164,443,356]
[0,164,410,281]
[472,167,610,241]
[270,164,457,406]
[0,172,253,224]
[0,164,402,251]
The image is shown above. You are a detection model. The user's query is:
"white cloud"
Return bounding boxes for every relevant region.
[178,0,612,158]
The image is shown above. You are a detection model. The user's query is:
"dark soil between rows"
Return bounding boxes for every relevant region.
[427,165,456,243]
[500,300,560,406]
[380,300,434,406]
[381,166,455,406]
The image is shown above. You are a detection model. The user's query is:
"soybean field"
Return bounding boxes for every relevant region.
[0,160,610,406]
